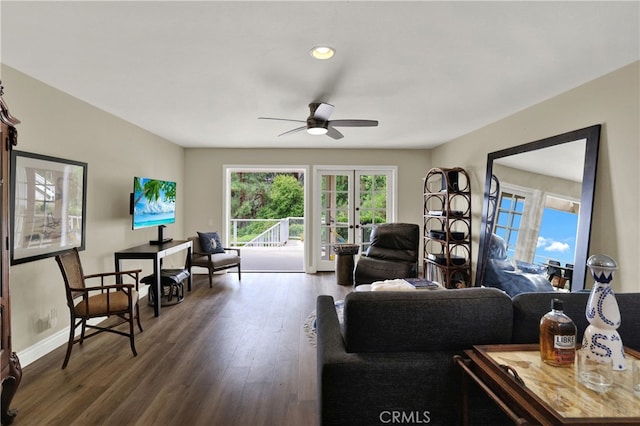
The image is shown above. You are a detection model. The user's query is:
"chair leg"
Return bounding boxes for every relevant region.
[80,319,87,345]
[62,316,77,369]
[238,264,241,280]
[208,269,213,288]
[129,311,137,357]
[135,302,143,332]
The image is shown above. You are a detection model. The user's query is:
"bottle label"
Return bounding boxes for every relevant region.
[554,335,576,349]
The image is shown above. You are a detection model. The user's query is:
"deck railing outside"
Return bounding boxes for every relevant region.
[229,217,303,247]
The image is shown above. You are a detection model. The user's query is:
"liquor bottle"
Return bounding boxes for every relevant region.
[540,298,576,367]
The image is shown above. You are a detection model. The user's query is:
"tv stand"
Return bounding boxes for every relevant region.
[150,238,173,245]
[114,240,192,317]
[149,225,173,245]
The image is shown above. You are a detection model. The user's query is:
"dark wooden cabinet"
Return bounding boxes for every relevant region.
[423,167,472,288]
[1,82,21,425]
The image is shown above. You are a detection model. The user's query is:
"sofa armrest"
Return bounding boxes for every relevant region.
[316,294,510,426]
[317,295,440,425]
[316,295,355,369]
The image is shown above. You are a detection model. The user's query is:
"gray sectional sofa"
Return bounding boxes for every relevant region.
[316,288,640,426]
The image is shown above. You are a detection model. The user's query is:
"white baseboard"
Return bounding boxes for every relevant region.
[16,317,103,367]
[17,286,148,367]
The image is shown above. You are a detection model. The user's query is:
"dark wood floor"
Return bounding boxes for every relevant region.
[10,272,351,426]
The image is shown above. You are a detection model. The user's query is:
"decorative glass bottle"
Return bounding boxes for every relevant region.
[582,254,627,370]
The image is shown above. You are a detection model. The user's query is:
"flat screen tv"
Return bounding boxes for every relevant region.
[132,177,176,232]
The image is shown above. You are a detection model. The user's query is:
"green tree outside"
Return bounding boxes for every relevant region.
[230,172,304,241]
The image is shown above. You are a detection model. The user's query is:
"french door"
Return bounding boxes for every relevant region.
[314,167,395,271]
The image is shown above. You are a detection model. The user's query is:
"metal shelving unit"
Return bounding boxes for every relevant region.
[423,167,472,288]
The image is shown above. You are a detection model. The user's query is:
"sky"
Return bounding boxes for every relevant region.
[534,208,578,267]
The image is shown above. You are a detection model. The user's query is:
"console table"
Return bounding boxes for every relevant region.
[114,240,192,317]
[455,344,640,425]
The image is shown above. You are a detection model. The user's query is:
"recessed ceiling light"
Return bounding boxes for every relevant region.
[310,46,335,60]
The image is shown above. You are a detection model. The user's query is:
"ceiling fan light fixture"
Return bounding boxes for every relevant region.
[310,46,335,60]
[307,126,328,135]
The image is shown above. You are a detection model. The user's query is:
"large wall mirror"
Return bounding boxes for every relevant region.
[475,125,600,296]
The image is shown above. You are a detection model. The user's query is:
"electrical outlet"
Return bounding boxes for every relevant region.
[50,308,58,327]
[34,316,52,333]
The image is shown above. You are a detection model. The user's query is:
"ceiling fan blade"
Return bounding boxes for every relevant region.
[278,126,307,137]
[312,102,334,121]
[326,126,344,140]
[329,119,379,127]
[258,117,306,123]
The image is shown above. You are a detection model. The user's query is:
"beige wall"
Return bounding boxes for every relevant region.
[183,148,430,271]
[2,66,186,357]
[432,61,640,293]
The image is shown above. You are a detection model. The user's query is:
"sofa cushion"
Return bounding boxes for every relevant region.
[488,233,508,260]
[365,246,417,263]
[197,231,225,254]
[191,251,240,268]
[364,223,419,263]
[491,258,515,272]
[368,223,420,250]
[353,256,417,280]
[512,291,640,351]
[344,287,513,353]
[512,291,590,345]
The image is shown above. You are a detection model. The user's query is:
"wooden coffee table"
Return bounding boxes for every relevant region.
[454,344,640,425]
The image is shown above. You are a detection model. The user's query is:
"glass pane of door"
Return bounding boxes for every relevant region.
[356,171,390,254]
[315,168,394,271]
[318,172,353,270]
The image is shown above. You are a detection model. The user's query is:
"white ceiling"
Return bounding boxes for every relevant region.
[495,139,586,182]
[1,1,638,149]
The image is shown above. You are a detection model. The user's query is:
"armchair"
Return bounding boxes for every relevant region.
[353,223,420,286]
[188,233,241,287]
[55,248,143,369]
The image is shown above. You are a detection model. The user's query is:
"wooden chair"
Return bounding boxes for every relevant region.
[55,248,143,369]
[188,235,241,287]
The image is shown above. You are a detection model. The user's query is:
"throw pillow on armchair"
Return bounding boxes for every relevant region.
[197,231,226,254]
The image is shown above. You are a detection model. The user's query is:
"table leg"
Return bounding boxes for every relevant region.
[453,354,528,425]
[454,355,470,426]
[186,247,192,292]
[114,256,122,284]
[153,257,161,317]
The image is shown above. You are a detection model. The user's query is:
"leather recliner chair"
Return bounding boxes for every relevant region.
[353,223,420,286]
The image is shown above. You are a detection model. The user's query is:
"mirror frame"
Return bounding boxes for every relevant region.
[475,124,601,292]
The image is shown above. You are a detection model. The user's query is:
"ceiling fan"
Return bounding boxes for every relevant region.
[259,102,378,140]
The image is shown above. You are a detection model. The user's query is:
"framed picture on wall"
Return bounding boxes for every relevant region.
[10,151,88,265]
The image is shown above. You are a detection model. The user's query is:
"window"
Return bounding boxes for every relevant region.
[494,192,525,259]
[533,195,579,265]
